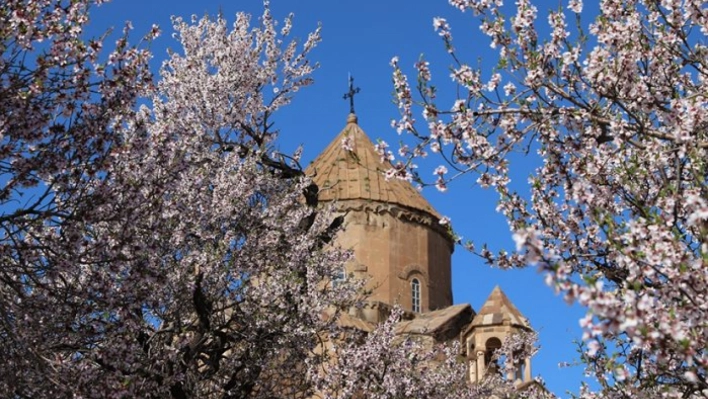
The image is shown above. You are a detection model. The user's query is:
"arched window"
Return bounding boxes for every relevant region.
[484,337,503,375]
[411,278,421,313]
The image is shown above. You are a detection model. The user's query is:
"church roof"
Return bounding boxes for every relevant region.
[469,286,530,329]
[337,312,375,333]
[396,303,474,342]
[305,113,441,219]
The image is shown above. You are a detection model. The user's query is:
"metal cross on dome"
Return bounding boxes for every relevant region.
[343,74,361,114]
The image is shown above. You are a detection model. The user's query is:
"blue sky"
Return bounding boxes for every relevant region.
[88,0,596,396]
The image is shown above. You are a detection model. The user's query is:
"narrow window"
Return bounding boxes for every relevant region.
[332,268,346,288]
[411,278,421,313]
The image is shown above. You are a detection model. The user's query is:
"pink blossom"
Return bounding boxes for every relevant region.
[389,0,708,396]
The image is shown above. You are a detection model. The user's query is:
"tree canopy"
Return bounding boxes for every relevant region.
[4,0,706,398]
[390,0,708,397]
[0,1,522,398]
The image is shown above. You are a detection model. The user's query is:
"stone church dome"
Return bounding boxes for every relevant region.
[306,113,453,315]
[305,113,442,220]
[308,108,539,390]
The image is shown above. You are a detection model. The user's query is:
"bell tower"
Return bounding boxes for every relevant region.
[463,286,534,386]
[306,113,454,318]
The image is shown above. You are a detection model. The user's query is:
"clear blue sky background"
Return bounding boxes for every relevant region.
[88,1,598,396]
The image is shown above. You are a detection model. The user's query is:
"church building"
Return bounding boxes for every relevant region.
[306,108,537,387]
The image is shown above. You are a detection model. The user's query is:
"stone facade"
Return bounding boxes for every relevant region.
[306,113,453,314]
[307,113,537,388]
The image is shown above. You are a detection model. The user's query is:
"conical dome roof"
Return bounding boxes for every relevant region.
[306,114,441,219]
[470,286,530,329]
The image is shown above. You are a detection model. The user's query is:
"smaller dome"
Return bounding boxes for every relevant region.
[469,286,531,329]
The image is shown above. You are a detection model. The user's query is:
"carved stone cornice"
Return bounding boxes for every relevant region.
[325,199,454,248]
